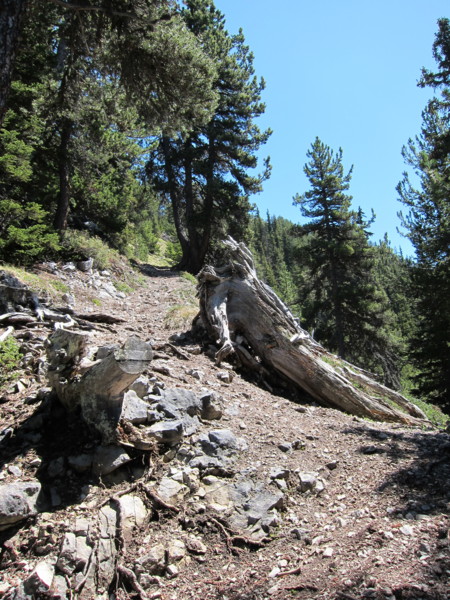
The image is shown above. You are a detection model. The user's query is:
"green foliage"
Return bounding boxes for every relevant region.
[0,337,22,390]
[181,271,198,284]
[294,138,400,387]
[397,18,450,410]
[61,230,122,271]
[147,0,271,273]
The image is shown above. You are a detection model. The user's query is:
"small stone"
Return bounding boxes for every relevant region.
[186,537,207,555]
[278,442,292,453]
[92,446,131,476]
[268,566,280,578]
[7,465,22,477]
[68,454,93,473]
[400,524,414,536]
[216,371,234,384]
[326,460,339,470]
[165,564,179,578]
[24,561,55,594]
[0,481,41,531]
[168,539,186,562]
[323,547,334,557]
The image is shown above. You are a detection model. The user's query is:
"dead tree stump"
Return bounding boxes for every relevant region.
[197,237,426,425]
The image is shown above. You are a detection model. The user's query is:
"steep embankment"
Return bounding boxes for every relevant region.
[0,261,449,600]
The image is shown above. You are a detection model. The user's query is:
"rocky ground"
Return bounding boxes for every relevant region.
[0,260,449,600]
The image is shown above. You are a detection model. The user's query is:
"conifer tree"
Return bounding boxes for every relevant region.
[147,0,271,274]
[295,138,399,386]
[397,18,450,409]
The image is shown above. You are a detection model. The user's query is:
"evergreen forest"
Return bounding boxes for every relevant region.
[1,1,449,415]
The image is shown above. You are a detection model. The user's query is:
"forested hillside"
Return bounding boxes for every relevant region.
[1,1,449,412]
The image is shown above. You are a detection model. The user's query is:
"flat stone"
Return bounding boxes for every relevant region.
[121,390,150,424]
[99,505,117,539]
[156,478,189,504]
[168,539,186,562]
[146,420,184,445]
[56,532,77,574]
[186,537,207,555]
[92,446,131,476]
[49,574,68,599]
[208,429,240,450]
[118,494,149,541]
[0,481,41,530]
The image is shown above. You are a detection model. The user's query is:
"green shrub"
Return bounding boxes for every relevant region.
[0,337,22,389]
[62,230,121,271]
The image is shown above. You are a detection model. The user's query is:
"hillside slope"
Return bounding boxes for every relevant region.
[0,261,449,600]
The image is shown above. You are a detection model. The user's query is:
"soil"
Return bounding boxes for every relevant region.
[0,261,449,600]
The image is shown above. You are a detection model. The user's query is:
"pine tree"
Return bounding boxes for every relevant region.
[147,0,271,274]
[295,138,399,386]
[397,18,450,409]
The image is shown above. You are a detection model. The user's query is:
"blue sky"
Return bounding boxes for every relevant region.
[213,0,449,256]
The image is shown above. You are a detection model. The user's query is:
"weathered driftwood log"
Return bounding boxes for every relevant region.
[197,237,426,425]
[47,329,153,442]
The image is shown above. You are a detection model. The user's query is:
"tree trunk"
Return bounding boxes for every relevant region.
[53,118,73,232]
[0,0,28,125]
[197,237,427,425]
[47,330,153,443]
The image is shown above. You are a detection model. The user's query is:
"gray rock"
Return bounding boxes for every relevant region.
[129,375,151,398]
[156,478,189,504]
[47,457,65,478]
[56,532,77,575]
[278,442,292,453]
[199,392,222,420]
[24,561,55,595]
[117,494,149,541]
[208,429,240,450]
[136,543,166,574]
[99,505,117,539]
[121,390,150,424]
[146,420,184,445]
[297,472,318,493]
[49,574,68,599]
[77,258,93,272]
[68,454,93,473]
[92,445,131,476]
[0,481,41,530]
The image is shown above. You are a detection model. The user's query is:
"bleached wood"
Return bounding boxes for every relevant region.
[198,238,426,425]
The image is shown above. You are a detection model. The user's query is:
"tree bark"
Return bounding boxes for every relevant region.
[53,118,73,232]
[47,330,153,442]
[197,237,427,425]
[0,0,28,125]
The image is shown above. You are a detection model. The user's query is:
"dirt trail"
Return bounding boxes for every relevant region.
[0,264,449,600]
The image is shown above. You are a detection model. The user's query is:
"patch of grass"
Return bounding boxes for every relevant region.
[164,304,198,330]
[92,298,102,307]
[62,230,123,271]
[408,397,448,428]
[0,337,22,390]
[181,271,197,284]
[114,281,133,294]
[51,280,70,293]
